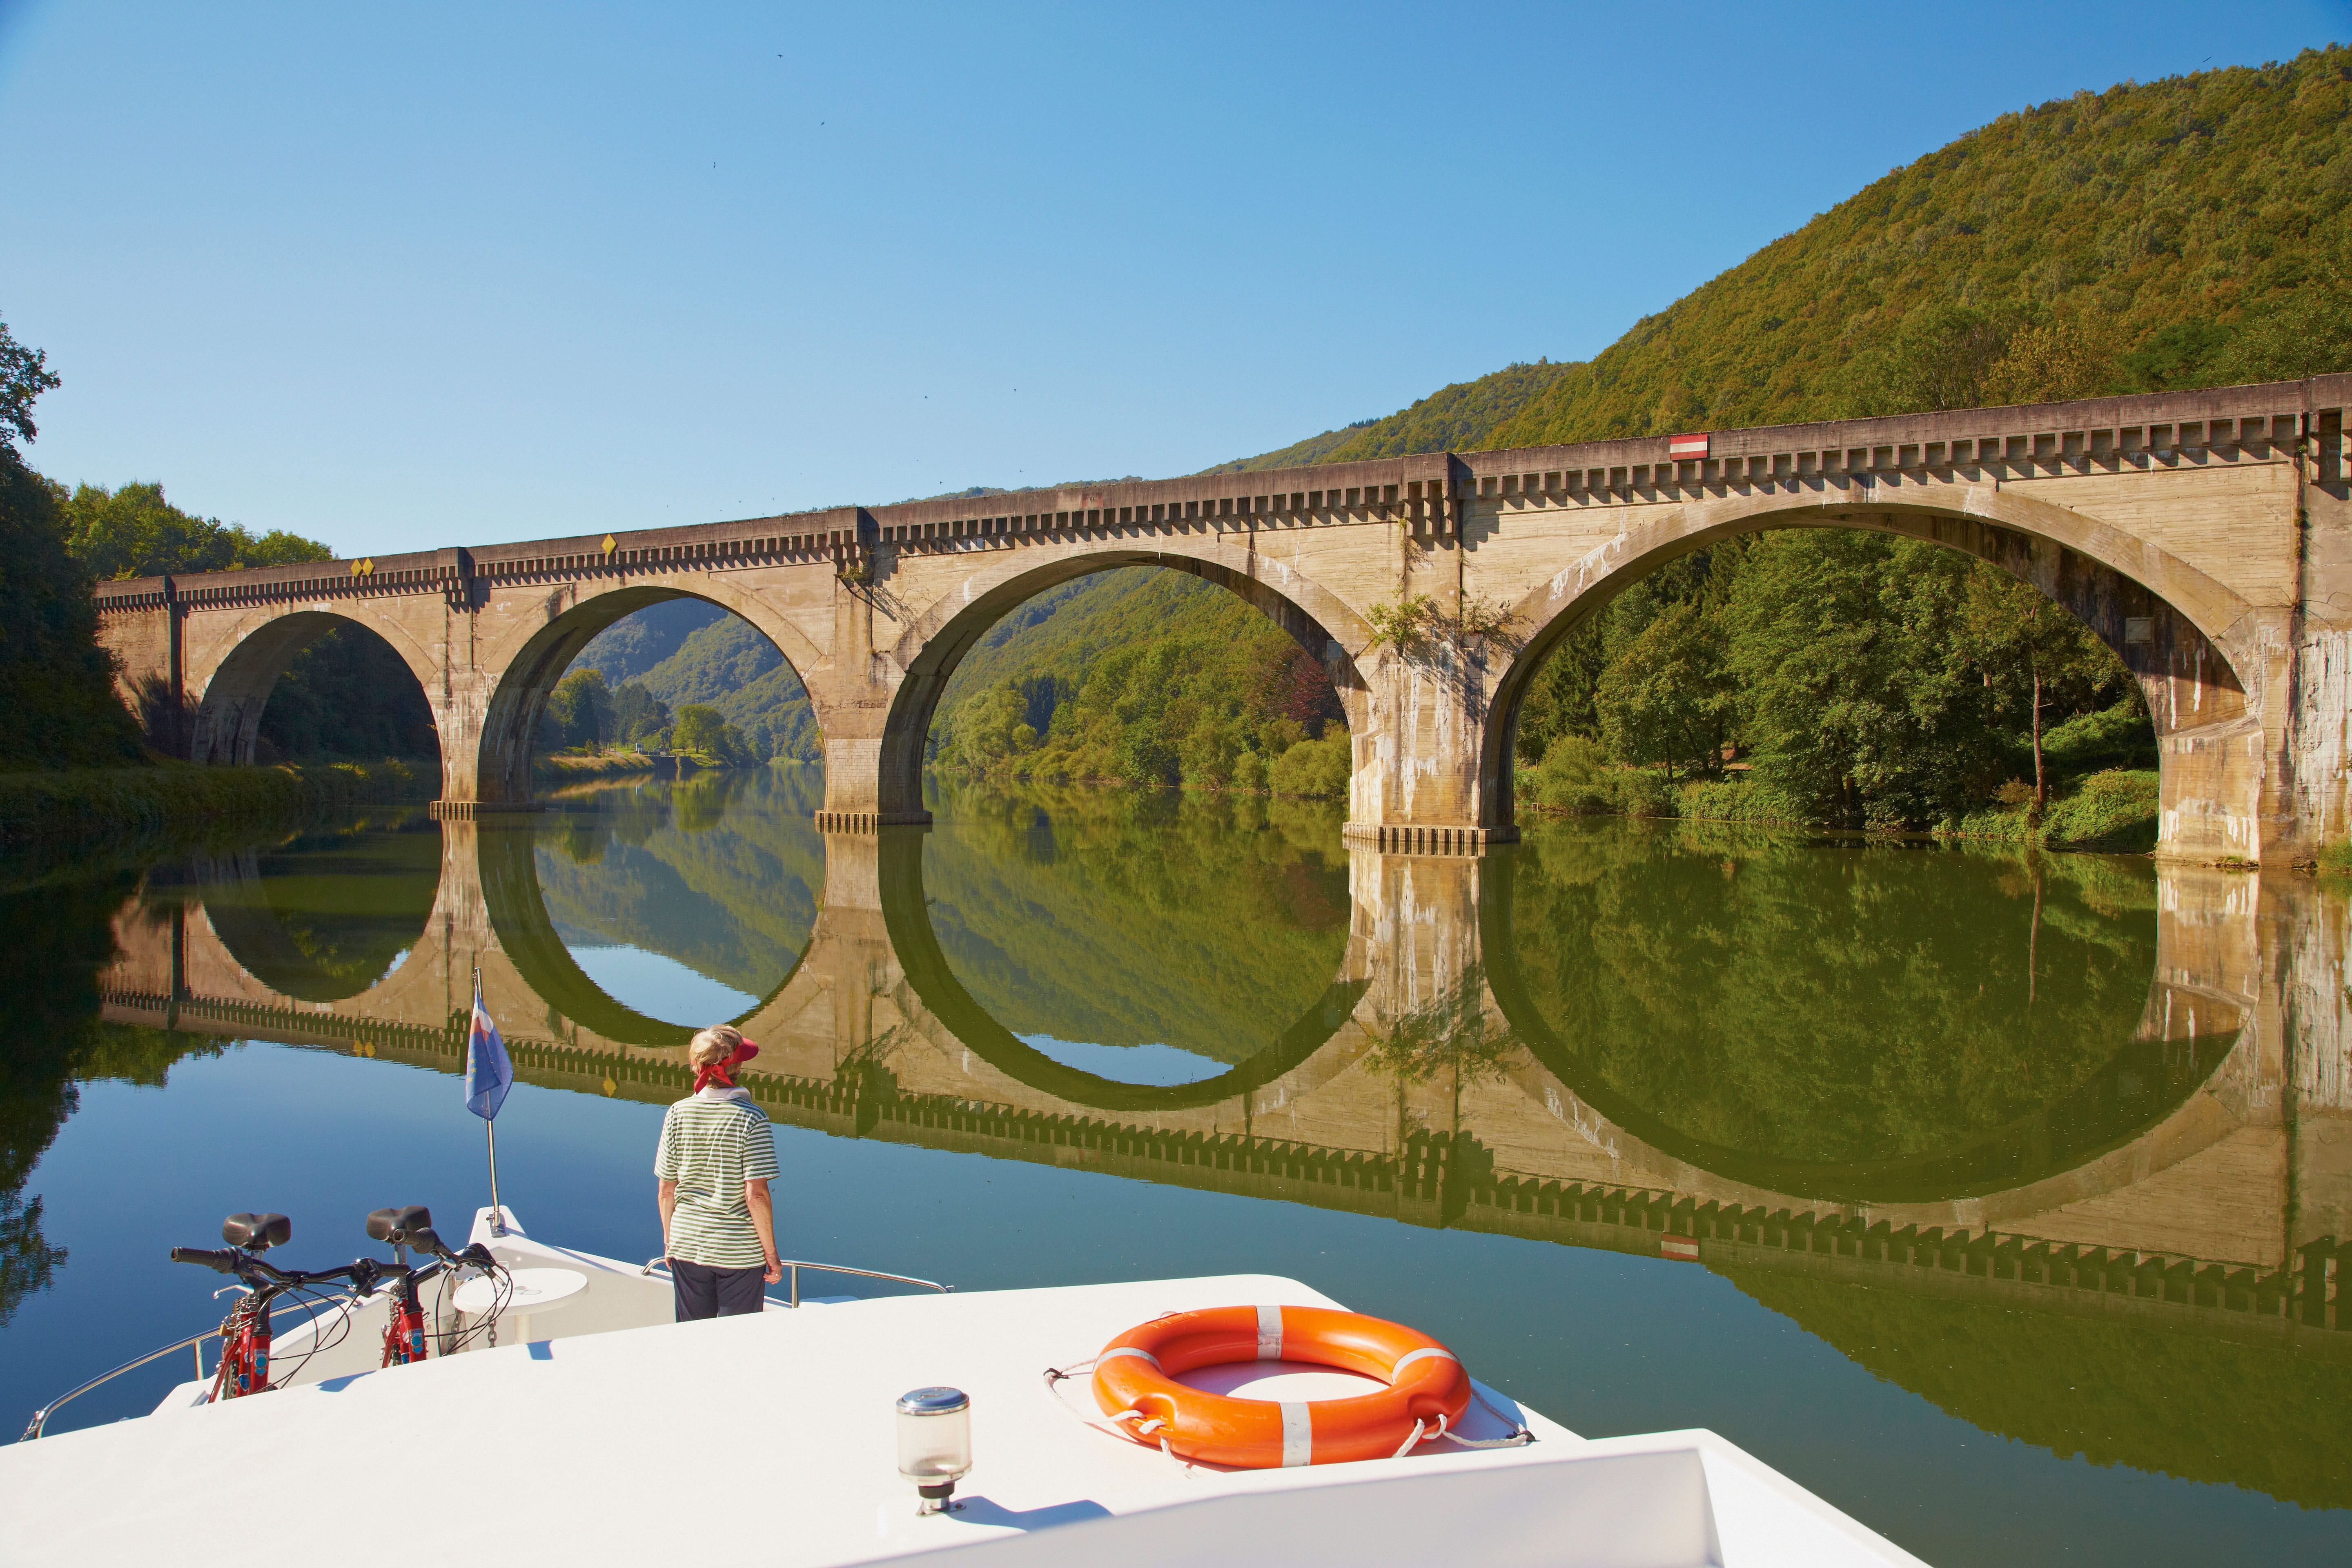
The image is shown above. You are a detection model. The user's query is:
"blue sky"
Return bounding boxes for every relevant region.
[2,1,2346,556]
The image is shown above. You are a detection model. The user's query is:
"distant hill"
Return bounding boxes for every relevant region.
[1199,359,1583,474]
[572,599,821,762]
[1207,47,2352,470]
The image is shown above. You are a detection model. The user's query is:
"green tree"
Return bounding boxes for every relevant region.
[1958,572,2122,808]
[544,668,615,751]
[2210,236,2352,383]
[1982,318,2121,406]
[0,313,59,460]
[1722,534,2000,829]
[672,704,753,766]
[1843,304,2016,416]
[60,481,331,580]
[610,682,670,746]
[1594,603,1735,781]
[1268,732,1352,799]
[0,317,143,768]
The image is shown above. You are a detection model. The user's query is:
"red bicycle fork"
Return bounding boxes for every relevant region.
[383,1300,427,1367]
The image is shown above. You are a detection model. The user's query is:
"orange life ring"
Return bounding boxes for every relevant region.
[1092,1305,1471,1468]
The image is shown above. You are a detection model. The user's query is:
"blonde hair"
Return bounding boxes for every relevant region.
[688,1026,744,1068]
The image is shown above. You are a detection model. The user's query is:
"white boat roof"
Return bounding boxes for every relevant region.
[1,1271,1923,1567]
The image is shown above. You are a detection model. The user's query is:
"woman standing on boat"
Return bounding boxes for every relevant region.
[655,1026,783,1320]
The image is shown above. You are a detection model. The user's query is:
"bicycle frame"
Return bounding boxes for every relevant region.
[213,1292,273,1400]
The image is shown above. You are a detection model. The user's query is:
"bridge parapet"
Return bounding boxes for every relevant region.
[89,376,2352,860]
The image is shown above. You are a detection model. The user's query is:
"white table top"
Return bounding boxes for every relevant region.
[452,1265,588,1317]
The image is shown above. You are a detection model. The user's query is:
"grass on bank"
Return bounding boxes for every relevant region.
[534,749,663,780]
[1519,733,2160,851]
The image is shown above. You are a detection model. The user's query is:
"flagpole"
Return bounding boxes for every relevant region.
[487,1120,505,1237]
[475,966,507,1238]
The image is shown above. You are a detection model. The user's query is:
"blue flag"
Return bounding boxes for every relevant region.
[466,978,512,1121]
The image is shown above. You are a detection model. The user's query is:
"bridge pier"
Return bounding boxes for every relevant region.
[1341,640,1519,849]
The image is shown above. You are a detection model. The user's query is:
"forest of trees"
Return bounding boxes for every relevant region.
[929,568,1354,797]
[1509,531,2155,837]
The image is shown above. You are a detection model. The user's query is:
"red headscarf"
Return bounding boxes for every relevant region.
[693,1036,760,1094]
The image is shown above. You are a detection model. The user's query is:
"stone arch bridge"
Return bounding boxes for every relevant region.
[96,377,2352,861]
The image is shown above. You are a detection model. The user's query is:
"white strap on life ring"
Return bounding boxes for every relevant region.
[1387,1345,1459,1382]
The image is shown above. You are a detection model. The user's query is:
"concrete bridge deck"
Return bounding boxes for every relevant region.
[92,376,2352,862]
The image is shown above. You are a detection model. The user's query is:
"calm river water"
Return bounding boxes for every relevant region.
[2,766,2347,1565]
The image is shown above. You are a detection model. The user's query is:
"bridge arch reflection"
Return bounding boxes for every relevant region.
[476,806,810,1048]
[1474,839,2245,1205]
[871,824,1367,1114]
[100,801,2345,1385]
[88,799,2352,1511]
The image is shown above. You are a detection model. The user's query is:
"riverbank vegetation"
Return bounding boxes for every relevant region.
[1512,530,2161,843]
[927,568,1354,797]
[560,603,822,764]
[0,759,434,887]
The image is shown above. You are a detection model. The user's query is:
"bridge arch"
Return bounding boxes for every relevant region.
[1480,487,2264,853]
[187,604,443,766]
[868,538,1378,823]
[468,575,828,806]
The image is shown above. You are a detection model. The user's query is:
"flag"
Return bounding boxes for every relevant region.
[466,977,513,1121]
[1668,433,1710,459]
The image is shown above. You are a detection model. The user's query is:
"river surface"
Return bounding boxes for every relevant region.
[2,766,2347,1566]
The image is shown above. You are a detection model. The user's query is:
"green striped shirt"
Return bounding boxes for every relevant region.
[655,1089,781,1269]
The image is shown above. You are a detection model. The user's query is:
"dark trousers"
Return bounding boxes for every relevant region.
[671,1257,766,1321]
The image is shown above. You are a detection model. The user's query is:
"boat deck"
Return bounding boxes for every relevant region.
[1,1270,1922,1566]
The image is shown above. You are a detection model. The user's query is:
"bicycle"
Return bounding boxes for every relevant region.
[169,1212,382,1402]
[363,1205,504,1365]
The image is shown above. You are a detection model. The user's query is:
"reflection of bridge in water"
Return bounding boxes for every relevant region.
[101,822,2349,1362]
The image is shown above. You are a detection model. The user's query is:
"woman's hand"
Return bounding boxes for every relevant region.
[764,1256,784,1285]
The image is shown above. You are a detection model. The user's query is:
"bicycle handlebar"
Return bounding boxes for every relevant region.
[168,1247,379,1294]
[168,1247,241,1274]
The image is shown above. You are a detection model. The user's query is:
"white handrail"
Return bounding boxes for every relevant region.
[639,1256,951,1307]
[18,1296,360,1442]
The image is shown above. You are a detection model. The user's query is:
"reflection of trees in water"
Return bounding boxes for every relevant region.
[1361,963,1517,1144]
[1727,1265,2352,1512]
[0,879,141,1325]
[922,780,1351,1066]
[530,768,824,1001]
[190,819,443,1001]
[1506,820,2163,1166]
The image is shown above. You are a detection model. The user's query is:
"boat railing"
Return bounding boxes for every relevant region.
[639,1256,951,1309]
[18,1295,360,1442]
